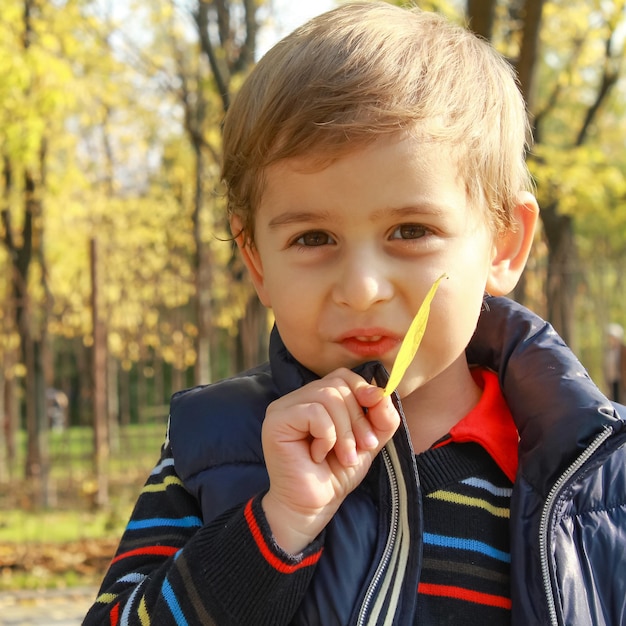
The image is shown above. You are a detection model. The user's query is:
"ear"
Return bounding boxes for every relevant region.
[486,192,539,296]
[230,214,272,307]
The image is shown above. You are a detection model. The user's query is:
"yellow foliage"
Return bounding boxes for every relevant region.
[13,363,27,378]
[0,0,619,382]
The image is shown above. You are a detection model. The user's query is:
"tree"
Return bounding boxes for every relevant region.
[190,0,268,376]
[0,0,61,501]
[109,0,269,384]
[466,0,626,345]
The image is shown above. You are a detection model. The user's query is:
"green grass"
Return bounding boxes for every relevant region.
[0,423,168,591]
[0,506,131,544]
[9,422,165,479]
[1,422,166,540]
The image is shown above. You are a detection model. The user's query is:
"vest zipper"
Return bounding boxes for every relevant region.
[356,445,400,626]
[538,425,613,625]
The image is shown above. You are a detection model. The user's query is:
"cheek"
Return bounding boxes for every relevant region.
[267,266,327,309]
[430,287,484,347]
[270,287,317,332]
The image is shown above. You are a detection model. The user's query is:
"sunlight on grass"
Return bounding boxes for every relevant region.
[0,508,131,544]
[0,423,167,590]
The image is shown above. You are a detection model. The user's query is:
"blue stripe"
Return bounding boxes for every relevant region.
[117,572,147,585]
[121,579,146,626]
[423,532,510,563]
[162,578,188,625]
[461,477,513,497]
[151,457,175,475]
[127,516,202,530]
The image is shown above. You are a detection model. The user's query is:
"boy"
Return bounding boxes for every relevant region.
[84,3,626,625]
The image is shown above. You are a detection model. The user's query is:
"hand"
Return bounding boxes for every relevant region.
[261,368,400,554]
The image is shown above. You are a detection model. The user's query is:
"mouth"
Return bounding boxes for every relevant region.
[338,330,401,359]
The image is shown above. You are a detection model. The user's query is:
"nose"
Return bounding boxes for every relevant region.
[332,252,394,311]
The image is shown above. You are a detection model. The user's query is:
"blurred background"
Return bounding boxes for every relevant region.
[0,0,625,595]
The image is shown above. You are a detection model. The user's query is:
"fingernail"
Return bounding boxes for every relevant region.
[363,431,379,449]
[362,385,383,402]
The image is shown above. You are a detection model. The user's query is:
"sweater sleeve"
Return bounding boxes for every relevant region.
[82,441,324,626]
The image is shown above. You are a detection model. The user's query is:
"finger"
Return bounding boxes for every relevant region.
[266,380,358,466]
[321,371,383,457]
[351,401,381,451]
[312,381,359,466]
[354,384,400,446]
[341,378,389,451]
[305,402,339,463]
[319,370,388,454]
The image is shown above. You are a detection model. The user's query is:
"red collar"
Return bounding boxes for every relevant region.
[433,368,519,482]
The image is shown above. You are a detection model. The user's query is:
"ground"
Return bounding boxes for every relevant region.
[0,538,118,591]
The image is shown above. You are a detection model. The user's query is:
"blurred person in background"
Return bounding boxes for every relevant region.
[604,323,626,403]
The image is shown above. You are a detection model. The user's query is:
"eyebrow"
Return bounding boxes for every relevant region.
[267,204,446,229]
[267,210,333,228]
[370,204,446,220]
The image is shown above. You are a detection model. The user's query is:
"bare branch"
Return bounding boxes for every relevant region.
[575,17,623,146]
[195,0,230,112]
[533,34,586,144]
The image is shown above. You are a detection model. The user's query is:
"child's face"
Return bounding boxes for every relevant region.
[235,132,535,397]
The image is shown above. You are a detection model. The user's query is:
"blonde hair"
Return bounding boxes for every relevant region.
[222,1,533,240]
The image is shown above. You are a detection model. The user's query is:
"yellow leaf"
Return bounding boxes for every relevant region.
[383,273,447,396]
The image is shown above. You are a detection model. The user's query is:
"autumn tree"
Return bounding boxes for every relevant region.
[188,0,269,377]
[531,0,626,349]
[466,0,626,347]
[0,0,63,501]
[0,0,193,497]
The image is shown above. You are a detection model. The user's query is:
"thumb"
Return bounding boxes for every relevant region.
[355,385,400,442]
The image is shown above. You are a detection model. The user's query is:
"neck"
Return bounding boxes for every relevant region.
[400,358,482,454]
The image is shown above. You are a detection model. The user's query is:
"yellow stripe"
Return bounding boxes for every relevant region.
[428,490,510,518]
[142,475,183,493]
[96,592,117,603]
[138,595,151,626]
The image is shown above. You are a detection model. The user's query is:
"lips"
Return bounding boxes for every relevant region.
[338,330,401,358]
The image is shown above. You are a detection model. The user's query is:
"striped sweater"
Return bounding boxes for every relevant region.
[415,442,512,624]
[83,369,515,625]
[84,447,323,625]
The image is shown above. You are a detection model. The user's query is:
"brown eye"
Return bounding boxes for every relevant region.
[295,231,334,246]
[391,224,428,240]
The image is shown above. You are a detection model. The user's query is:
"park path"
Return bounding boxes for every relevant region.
[0,586,97,625]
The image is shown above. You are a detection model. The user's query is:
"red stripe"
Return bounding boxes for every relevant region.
[418,582,511,609]
[110,602,119,626]
[244,499,322,573]
[111,545,179,564]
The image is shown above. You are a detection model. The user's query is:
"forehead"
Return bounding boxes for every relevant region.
[258,134,473,214]
[254,134,492,236]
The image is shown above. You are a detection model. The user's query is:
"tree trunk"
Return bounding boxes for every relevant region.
[90,239,109,508]
[1,162,18,482]
[107,355,120,454]
[193,0,267,374]
[120,367,131,427]
[193,143,214,385]
[467,0,497,39]
[516,0,545,114]
[0,369,6,483]
[541,204,576,342]
[237,298,268,371]
[2,366,19,482]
